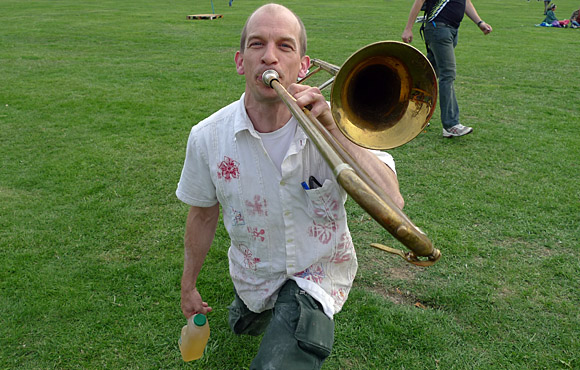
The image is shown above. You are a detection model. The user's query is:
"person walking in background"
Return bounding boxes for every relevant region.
[402,0,492,138]
[176,3,404,369]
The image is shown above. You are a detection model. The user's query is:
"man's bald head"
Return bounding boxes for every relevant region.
[239,3,307,57]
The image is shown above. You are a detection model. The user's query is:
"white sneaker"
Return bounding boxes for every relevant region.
[442,124,473,138]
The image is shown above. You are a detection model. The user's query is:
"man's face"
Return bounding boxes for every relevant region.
[235,7,310,104]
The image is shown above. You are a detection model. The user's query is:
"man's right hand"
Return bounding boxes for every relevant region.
[181,286,213,318]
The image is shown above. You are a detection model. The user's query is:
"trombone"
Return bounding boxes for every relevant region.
[262,41,441,266]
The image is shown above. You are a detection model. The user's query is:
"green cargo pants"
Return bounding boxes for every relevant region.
[228,280,335,370]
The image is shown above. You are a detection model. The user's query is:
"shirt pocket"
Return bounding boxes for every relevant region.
[303,179,346,222]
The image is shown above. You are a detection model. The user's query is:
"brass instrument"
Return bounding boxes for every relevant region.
[262,41,440,266]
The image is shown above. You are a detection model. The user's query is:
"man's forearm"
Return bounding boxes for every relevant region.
[181,204,220,291]
[327,126,404,209]
[465,0,483,24]
[404,0,427,32]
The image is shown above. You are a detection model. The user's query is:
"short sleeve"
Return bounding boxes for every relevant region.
[175,128,219,207]
[369,149,396,175]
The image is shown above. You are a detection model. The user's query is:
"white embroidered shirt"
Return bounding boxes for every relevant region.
[176,94,396,319]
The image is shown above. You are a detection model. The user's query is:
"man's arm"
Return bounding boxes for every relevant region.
[402,0,427,43]
[327,126,404,209]
[289,84,405,209]
[465,0,493,34]
[181,204,220,318]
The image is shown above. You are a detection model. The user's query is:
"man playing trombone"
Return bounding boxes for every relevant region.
[176,3,403,368]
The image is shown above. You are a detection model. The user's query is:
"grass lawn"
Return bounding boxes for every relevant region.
[1,0,579,369]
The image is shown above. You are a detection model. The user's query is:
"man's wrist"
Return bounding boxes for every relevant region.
[477,20,485,26]
[181,278,197,291]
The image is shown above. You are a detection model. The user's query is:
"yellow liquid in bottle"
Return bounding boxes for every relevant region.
[179,314,210,362]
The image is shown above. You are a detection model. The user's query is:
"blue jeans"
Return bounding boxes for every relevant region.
[228,280,334,370]
[424,22,460,129]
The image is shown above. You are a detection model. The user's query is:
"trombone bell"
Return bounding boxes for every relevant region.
[330,41,437,150]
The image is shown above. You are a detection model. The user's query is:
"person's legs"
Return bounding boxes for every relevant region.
[424,23,460,130]
[250,280,334,370]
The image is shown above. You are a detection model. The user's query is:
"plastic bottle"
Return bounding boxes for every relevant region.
[179,313,210,361]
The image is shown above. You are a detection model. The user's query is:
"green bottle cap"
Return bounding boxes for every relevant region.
[193,314,207,327]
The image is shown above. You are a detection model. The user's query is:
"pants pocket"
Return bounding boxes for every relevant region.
[294,292,335,359]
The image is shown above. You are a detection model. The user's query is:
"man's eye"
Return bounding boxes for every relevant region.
[249,41,263,48]
[280,43,294,51]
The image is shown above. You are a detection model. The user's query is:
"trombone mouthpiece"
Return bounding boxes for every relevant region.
[262,70,279,87]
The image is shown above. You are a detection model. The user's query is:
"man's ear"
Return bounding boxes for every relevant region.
[235,51,244,75]
[298,55,311,79]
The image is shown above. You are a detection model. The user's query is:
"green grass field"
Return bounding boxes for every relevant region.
[1,0,579,369]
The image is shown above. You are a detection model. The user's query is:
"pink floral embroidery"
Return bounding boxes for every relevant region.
[217,156,240,181]
[239,244,260,271]
[308,221,337,244]
[330,232,353,263]
[245,195,268,216]
[295,264,325,284]
[312,195,340,220]
[248,226,266,242]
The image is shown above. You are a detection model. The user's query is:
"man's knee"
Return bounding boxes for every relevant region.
[250,281,334,369]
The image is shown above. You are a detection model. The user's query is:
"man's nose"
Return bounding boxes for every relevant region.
[261,43,278,65]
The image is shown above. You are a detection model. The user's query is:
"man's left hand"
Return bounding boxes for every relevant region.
[288,83,335,129]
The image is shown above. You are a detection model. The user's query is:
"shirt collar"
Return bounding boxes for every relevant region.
[233,93,309,144]
[233,93,257,137]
